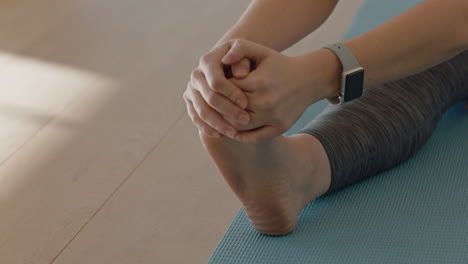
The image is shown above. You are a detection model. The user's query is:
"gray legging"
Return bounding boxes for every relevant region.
[298,50,468,195]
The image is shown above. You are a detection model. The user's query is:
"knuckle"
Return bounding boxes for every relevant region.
[200,52,214,66]
[190,69,197,80]
[186,80,195,93]
[190,69,202,83]
[210,78,224,92]
[183,85,192,97]
[233,39,245,48]
[199,54,209,66]
[198,109,209,121]
[206,92,218,106]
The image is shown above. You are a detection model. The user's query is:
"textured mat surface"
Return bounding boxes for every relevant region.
[209,0,468,263]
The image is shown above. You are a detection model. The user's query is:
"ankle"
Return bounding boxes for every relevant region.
[289,134,332,202]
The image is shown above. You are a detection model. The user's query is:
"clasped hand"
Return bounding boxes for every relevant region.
[183,39,327,143]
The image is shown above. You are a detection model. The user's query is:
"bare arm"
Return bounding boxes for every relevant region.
[307,0,468,100]
[186,0,468,140]
[198,0,468,142]
[216,0,338,51]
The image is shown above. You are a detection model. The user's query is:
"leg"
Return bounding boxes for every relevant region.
[299,51,468,194]
[200,51,468,235]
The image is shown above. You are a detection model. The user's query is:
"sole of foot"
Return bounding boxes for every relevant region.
[200,132,331,236]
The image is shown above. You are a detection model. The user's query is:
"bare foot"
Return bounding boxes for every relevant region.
[200,132,331,236]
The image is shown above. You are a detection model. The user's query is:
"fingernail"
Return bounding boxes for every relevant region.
[236,99,246,109]
[225,128,236,139]
[237,68,248,77]
[237,114,249,124]
[222,52,233,63]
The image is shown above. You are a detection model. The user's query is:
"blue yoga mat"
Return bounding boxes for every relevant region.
[209,1,468,263]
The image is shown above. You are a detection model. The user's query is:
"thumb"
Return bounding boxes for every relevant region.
[231,58,251,79]
[221,39,270,66]
[229,72,257,92]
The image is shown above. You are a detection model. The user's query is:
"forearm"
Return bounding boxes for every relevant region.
[215,0,338,51]
[313,0,468,99]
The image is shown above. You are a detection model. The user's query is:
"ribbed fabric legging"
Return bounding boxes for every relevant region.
[298,50,468,195]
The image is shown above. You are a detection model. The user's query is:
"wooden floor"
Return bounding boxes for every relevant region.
[0,1,362,263]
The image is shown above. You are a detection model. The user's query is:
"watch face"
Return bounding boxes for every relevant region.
[344,68,364,102]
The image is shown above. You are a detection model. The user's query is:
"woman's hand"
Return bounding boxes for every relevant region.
[183,42,254,139]
[220,39,338,143]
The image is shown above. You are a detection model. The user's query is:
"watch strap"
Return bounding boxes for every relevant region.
[324,43,361,71]
[323,43,362,105]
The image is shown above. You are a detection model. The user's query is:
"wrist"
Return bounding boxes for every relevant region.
[215,28,253,48]
[297,48,342,104]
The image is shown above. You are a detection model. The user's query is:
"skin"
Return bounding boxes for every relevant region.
[186,39,341,142]
[183,0,468,235]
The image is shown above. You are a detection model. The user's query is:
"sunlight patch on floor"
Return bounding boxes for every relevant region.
[0,51,117,199]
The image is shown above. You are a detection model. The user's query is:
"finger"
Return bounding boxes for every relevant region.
[231,58,251,79]
[192,72,250,126]
[190,88,238,139]
[222,110,263,131]
[235,125,279,143]
[222,113,251,131]
[229,73,262,93]
[199,47,248,109]
[222,39,271,65]
[186,99,221,138]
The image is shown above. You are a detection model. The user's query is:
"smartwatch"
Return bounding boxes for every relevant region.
[323,43,365,105]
